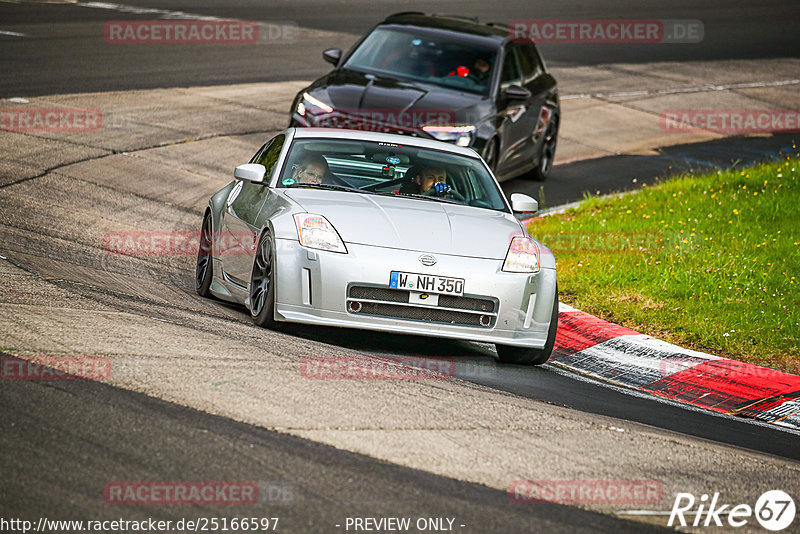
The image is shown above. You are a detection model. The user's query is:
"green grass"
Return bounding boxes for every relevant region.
[528,153,800,373]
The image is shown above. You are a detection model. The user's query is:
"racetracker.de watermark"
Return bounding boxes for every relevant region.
[509,480,664,505]
[1,356,112,381]
[104,20,297,44]
[103,231,254,256]
[0,108,102,132]
[104,481,258,505]
[658,355,800,380]
[661,109,800,134]
[531,231,663,254]
[510,19,703,43]
[308,109,457,132]
[301,356,455,381]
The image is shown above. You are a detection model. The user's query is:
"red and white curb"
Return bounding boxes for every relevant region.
[551,304,800,430]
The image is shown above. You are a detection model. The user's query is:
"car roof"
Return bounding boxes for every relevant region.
[289,128,482,159]
[379,12,510,44]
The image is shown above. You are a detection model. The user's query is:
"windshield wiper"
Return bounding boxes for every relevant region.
[378,191,463,205]
[286,183,361,193]
[287,184,463,205]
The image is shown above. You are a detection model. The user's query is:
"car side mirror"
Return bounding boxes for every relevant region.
[504,84,531,100]
[234,164,267,184]
[510,193,538,213]
[322,48,342,66]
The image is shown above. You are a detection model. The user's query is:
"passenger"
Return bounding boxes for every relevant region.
[448,55,492,84]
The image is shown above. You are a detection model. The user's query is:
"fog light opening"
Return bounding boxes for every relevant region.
[479,315,491,327]
[349,301,362,313]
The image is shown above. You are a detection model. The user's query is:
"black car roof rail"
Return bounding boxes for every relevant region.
[431,13,480,23]
[384,11,425,20]
[486,21,509,29]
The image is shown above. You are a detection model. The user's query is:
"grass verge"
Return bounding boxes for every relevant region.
[528,153,800,373]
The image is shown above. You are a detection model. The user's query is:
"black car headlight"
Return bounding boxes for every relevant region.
[422,125,475,147]
[297,92,334,116]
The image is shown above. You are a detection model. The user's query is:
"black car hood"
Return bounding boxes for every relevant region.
[306,69,486,123]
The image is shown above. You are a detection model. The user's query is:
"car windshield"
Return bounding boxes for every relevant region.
[278,138,508,212]
[343,27,498,96]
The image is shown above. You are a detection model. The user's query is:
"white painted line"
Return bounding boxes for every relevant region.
[0,30,27,37]
[78,1,230,21]
[561,78,800,100]
[559,334,719,389]
[558,302,579,313]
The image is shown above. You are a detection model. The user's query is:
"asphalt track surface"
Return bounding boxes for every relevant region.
[1,368,666,532]
[1,0,799,96]
[2,0,800,531]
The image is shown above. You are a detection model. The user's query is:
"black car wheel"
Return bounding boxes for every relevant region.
[495,286,559,365]
[195,212,214,297]
[249,231,279,329]
[530,113,558,181]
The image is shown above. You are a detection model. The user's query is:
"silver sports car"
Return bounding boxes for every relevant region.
[196,128,558,364]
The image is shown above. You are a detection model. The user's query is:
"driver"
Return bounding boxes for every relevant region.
[291,154,329,185]
[403,166,456,197]
[472,56,492,82]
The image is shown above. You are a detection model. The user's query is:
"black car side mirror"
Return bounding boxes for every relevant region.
[503,84,531,100]
[322,48,342,66]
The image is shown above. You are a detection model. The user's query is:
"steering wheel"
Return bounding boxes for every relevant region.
[427,183,466,202]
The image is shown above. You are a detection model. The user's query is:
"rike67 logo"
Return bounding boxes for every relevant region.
[669,490,796,531]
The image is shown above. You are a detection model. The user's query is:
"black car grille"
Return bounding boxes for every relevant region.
[347,285,497,327]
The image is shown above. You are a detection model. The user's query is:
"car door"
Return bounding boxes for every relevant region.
[494,47,534,176]
[219,134,285,284]
[517,43,558,165]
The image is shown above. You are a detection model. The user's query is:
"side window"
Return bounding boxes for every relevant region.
[252,134,285,180]
[516,44,543,84]
[500,48,521,91]
[232,134,285,219]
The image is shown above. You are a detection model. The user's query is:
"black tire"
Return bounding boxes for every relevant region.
[249,231,280,329]
[496,287,559,365]
[195,212,214,297]
[530,113,558,181]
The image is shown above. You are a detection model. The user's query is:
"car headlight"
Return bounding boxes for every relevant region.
[422,125,475,147]
[293,213,347,253]
[502,237,539,273]
[297,92,333,116]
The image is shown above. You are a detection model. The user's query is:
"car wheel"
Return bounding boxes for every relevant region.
[495,286,559,365]
[249,231,279,329]
[530,113,558,181]
[195,212,214,297]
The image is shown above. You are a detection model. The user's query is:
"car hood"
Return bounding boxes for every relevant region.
[284,189,523,259]
[307,69,486,123]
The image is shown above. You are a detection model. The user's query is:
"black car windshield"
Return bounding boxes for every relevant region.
[343,27,498,96]
[278,138,508,212]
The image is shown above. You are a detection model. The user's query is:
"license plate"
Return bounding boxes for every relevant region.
[389,271,464,296]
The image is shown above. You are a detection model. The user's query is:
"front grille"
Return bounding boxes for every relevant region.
[357,302,488,326]
[438,294,496,312]
[347,285,497,327]
[349,286,409,303]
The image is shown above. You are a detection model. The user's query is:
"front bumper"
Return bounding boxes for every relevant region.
[273,239,557,348]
